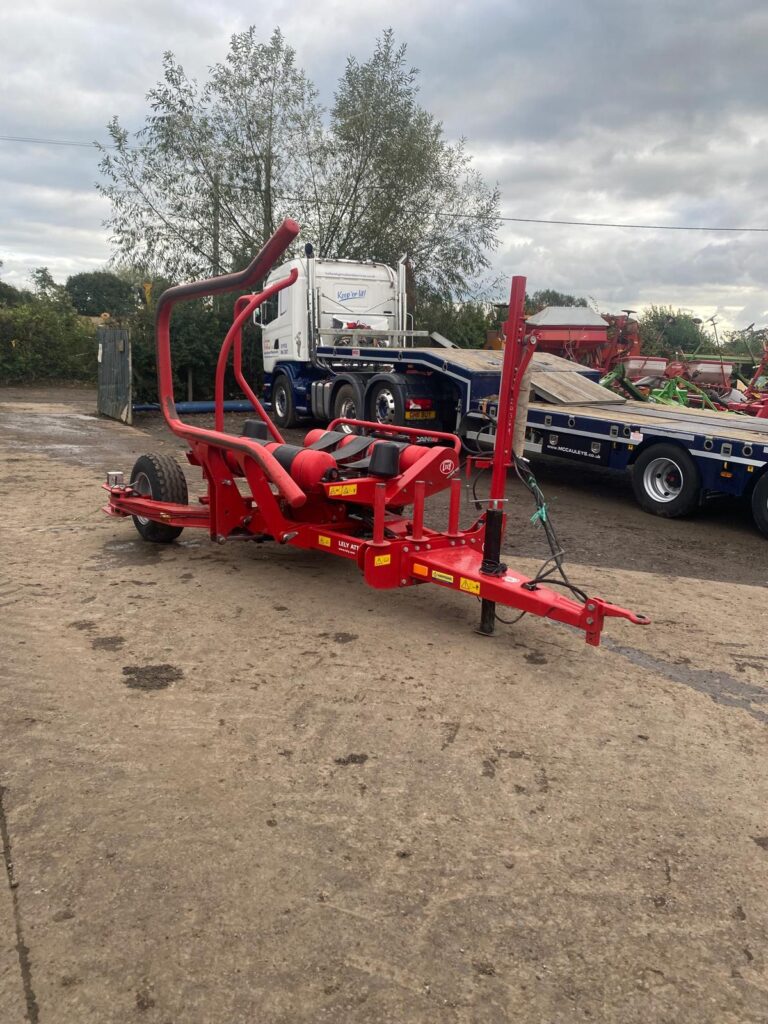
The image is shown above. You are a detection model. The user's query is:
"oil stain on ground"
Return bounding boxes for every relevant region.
[92,635,125,651]
[121,664,183,690]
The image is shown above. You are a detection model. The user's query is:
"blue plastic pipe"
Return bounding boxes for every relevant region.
[132,400,254,414]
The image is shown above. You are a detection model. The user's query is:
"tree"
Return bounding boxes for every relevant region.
[637,305,709,357]
[98,28,499,300]
[525,289,588,315]
[31,267,62,300]
[0,262,33,308]
[0,267,96,383]
[65,271,137,317]
[98,29,324,279]
[297,30,500,298]
[413,287,494,347]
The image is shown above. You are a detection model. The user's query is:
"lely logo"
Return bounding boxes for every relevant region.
[439,459,454,475]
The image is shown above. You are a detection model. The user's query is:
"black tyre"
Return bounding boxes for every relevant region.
[271,375,297,428]
[367,379,406,427]
[631,443,700,518]
[130,453,188,543]
[751,472,768,538]
[333,383,361,431]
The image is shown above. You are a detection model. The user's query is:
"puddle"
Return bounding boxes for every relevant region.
[604,639,768,724]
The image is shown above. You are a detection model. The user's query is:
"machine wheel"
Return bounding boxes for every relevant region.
[631,443,700,518]
[271,375,297,428]
[332,383,361,431]
[751,472,768,537]
[130,453,188,543]
[367,379,406,427]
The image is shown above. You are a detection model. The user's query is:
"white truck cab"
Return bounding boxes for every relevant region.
[260,249,406,373]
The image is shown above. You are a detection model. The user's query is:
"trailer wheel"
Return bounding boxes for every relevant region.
[271,375,297,428]
[367,380,405,426]
[631,443,700,518]
[130,453,188,543]
[751,472,768,537]
[333,383,360,430]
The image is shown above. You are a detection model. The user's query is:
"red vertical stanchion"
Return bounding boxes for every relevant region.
[447,477,461,536]
[373,483,386,545]
[412,480,425,540]
[479,275,529,635]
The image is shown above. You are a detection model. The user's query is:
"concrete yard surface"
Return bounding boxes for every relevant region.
[1,387,767,1023]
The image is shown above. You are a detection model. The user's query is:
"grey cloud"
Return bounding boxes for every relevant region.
[0,0,766,329]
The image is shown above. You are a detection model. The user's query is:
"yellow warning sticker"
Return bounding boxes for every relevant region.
[460,577,481,595]
[432,570,455,584]
[374,554,391,567]
[329,483,358,497]
[413,563,429,577]
[318,535,331,547]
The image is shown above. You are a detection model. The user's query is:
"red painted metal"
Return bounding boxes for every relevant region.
[491,275,532,501]
[103,220,649,645]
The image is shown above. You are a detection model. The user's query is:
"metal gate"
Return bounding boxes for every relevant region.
[96,327,132,424]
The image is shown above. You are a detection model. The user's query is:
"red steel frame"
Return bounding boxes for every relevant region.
[103,219,649,645]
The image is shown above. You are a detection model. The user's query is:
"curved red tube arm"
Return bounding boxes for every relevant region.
[214,268,298,436]
[153,219,307,508]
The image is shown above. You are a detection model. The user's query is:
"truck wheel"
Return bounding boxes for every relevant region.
[631,443,700,518]
[130,453,188,542]
[271,375,297,428]
[333,383,360,429]
[751,472,768,537]
[367,380,405,426]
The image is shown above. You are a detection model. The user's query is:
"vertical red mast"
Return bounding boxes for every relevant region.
[478,274,536,635]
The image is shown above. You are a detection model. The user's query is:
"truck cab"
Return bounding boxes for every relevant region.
[260,252,405,374]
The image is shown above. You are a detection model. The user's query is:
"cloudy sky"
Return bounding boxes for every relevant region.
[2,0,767,328]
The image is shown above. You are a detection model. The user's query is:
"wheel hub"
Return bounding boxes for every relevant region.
[643,457,683,503]
[133,471,151,525]
[375,389,397,424]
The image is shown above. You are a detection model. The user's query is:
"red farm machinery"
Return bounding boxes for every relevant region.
[102,219,649,646]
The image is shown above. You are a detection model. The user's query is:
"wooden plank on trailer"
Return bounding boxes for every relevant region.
[531,369,625,405]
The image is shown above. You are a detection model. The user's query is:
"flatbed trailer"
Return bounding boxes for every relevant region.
[523,392,768,537]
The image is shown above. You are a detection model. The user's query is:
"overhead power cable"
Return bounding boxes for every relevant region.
[1,134,766,232]
[0,134,110,149]
[481,215,768,233]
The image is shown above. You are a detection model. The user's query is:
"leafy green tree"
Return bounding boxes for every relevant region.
[298,30,500,298]
[0,275,33,308]
[638,305,709,356]
[413,287,494,347]
[30,267,69,305]
[98,28,499,301]
[0,291,95,384]
[525,289,588,315]
[99,29,323,279]
[65,271,137,317]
